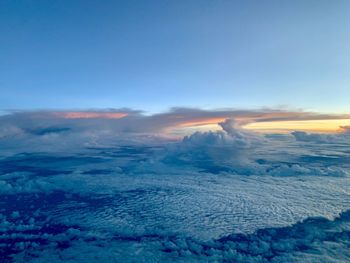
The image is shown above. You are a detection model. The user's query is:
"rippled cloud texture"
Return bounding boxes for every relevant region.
[0,108,350,262]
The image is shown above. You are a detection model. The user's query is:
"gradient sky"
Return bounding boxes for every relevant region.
[1,0,350,113]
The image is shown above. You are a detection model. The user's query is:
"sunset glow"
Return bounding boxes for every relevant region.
[176,117,227,127]
[2,0,350,261]
[244,119,350,133]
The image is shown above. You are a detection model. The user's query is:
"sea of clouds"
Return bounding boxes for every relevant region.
[0,109,349,262]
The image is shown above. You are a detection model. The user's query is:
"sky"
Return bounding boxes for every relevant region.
[1,3,350,260]
[1,0,350,114]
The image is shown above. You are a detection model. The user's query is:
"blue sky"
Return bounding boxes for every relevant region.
[1,0,350,113]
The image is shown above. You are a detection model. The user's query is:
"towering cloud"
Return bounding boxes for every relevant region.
[0,108,350,262]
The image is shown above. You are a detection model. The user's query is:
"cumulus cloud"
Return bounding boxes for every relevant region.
[0,108,348,177]
[0,107,348,156]
[292,126,350,143]
[1,107,349,138]
[4,211,348,262]
[1,108,350,261]
[154,118,268,176]
[182,119,260,147]
[155,118,348,177]
[3,190,350,262]
[157,209,350,262]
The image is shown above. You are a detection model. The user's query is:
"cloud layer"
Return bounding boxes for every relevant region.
[1,107,350,137]
[0,107,350,262]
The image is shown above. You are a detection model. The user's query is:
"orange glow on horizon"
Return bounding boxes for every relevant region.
[54,111,350,134]
[172,117,350,134]
[176,117,227,127]
[244,119,350,133]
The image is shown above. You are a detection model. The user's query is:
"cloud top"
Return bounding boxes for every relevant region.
[1,107,349,136]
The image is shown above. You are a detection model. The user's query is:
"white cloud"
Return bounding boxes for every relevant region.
[1,108,350,262]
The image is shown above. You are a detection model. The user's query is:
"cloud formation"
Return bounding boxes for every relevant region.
[292,126,350,143]
[0,108,350,262]
[1,107,349,137]
[0,108,349,177]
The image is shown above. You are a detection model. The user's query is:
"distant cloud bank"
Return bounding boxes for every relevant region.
[1,107,349,137]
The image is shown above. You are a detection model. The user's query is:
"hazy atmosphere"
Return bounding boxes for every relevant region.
[1,1,350,262]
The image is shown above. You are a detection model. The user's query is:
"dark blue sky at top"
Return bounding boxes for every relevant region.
[1,0,350,113]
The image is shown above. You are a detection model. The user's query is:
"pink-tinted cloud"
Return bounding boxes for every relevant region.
[1,108,349,137]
